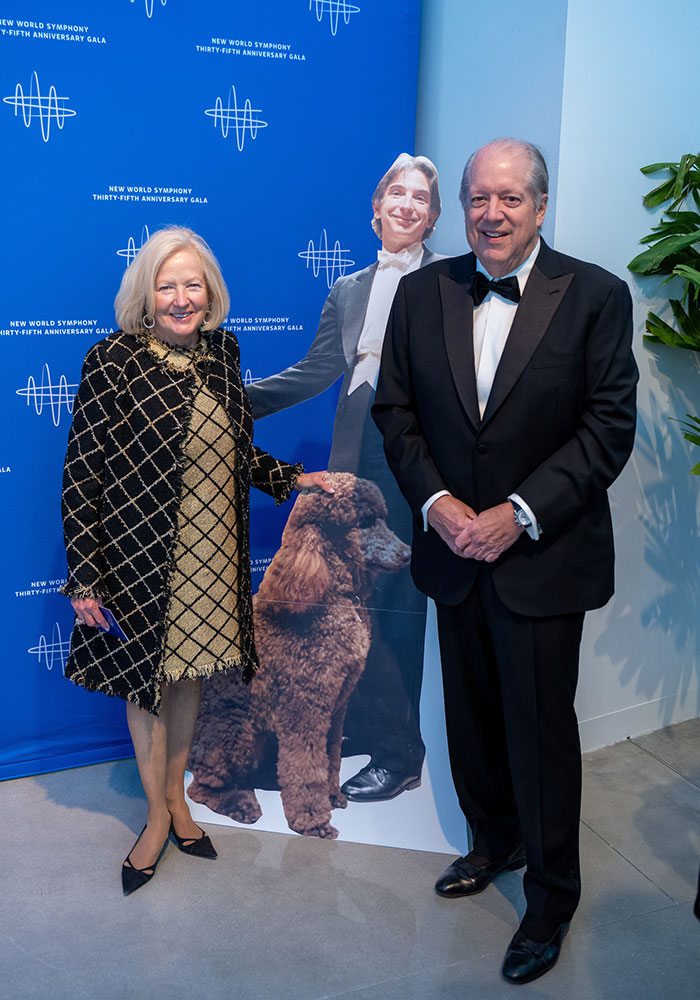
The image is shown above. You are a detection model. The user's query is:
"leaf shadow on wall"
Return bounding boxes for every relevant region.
[595,344,700,724]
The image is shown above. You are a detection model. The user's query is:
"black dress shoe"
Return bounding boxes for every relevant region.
[170,821,217,859]
[340,765,421,802]
[121,826,169,897]
[435,844,526,897]
[501,923,569,984]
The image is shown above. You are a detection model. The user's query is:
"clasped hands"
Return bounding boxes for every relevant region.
[428,495,523,563]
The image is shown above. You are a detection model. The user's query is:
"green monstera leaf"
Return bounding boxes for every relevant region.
[630,155,700,475]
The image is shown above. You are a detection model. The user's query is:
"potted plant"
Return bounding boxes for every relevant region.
[628,153,700,472]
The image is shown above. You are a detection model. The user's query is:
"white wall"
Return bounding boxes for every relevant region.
[415,0,568,255]
[555,0,700,747]
[416,0,700,758]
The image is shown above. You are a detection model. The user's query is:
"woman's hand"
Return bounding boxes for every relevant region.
[294,471,335,494]
[71,597,108,629]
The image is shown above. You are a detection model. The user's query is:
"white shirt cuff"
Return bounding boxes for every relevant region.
[421,490,450,531]
[508,493,541,540]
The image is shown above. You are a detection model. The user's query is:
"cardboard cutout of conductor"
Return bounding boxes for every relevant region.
[247,154,444,801]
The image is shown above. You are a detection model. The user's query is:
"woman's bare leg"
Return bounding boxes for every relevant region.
[162,677,203,842]
[124,698,171,869]
[124,677,202,867]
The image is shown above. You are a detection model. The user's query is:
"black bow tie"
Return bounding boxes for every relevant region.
[471,271,521,307]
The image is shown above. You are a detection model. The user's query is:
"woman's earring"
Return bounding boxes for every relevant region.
[142,314,155,329]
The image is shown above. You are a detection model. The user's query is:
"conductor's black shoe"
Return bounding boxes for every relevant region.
[435,844,526,897]
[341,765,421,802]
[501,923,569,985]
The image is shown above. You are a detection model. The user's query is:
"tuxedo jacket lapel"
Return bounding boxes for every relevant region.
[439,262,481,430]
[481,254,573,427]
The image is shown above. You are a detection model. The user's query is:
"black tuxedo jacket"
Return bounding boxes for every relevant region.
[372,240,638,616]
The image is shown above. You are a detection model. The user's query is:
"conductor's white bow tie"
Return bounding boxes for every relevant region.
[377,248,416,270]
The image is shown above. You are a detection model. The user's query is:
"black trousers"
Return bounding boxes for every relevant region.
[436,566,584,930]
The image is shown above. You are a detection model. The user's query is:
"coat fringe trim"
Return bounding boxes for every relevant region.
[162,651,245,685]
[66,650,253,717]
[64,668,161,715]
[276,464,304,505]
[60,583,102,600]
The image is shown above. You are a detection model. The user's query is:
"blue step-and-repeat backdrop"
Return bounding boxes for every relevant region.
[1,1,420,781]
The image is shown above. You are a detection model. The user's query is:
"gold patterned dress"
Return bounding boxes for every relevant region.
[148,336,243,684]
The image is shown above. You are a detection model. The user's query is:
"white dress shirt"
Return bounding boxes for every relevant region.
[422,240,541,539]
[347,241,424,396]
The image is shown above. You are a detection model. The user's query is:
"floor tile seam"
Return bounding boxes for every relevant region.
[579,818,677,903]
[312,953,496,1000]
[626,738,700,790]
[579,897,684,934]
[0,931,92,998]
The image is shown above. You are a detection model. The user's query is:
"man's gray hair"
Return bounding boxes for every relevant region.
[459,139,549,210]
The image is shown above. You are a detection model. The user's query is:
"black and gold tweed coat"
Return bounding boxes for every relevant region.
[61,328,302,715]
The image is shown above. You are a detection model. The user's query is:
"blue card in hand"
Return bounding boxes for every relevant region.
[98,606,128,641]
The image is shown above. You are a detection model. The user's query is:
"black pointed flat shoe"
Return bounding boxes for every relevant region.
[169,821,217,859]
[121,826,169,897]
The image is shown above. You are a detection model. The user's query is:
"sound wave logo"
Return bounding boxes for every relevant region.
[131,0,167,17]
[3,71,76,143]
[16,364,78,427]
[205,85,268,151]
[117,225,151,266]
[298,229,355,289]
[309,0,360,36]
[28,622,70,671]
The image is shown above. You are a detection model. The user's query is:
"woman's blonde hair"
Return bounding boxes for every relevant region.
[114,225,230,334]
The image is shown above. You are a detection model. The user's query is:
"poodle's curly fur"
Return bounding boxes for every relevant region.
[187,473,411,838]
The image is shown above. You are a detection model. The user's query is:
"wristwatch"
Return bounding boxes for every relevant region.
[510,500,532,529]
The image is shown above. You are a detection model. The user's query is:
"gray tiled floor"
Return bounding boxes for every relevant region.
[2,720,699,1000]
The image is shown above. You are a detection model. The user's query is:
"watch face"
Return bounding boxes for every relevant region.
[515,508,531,527]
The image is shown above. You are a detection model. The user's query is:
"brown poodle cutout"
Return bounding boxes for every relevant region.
[187,473,410,838]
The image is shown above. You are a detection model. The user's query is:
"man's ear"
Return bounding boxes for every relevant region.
[536,194,548,228]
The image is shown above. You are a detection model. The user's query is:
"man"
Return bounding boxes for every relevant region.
[372,139,638,983]
[247,154,444,801]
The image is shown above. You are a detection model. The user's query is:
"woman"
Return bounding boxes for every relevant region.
[61,226,331,895]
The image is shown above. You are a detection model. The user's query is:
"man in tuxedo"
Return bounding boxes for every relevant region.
[247,154,444,802]
[372,138,638,983]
